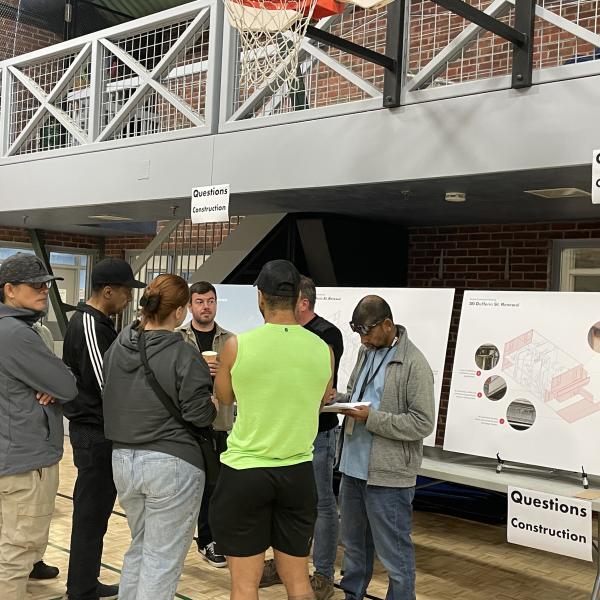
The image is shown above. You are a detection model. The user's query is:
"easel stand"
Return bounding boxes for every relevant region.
[494,454,589,489]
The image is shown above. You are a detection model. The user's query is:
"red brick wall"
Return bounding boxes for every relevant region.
[0,227,153,257]
[0,3,62,62]
[407,220,600,444]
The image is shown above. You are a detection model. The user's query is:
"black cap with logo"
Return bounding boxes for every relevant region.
[92,258,146,289]
[254,259,300,297]
[0,253,63,287]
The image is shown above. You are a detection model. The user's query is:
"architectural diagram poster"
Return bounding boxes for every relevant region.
[316,287,455,447]
[444,290,600,474]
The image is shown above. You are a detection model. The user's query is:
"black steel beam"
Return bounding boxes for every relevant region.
[29,229,69,337]
[383,0,406,108]
[512,0,535,88]
[305,25,395,71]
[430,0,526,47]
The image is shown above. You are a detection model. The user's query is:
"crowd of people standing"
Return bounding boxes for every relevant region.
[0,252,435,600]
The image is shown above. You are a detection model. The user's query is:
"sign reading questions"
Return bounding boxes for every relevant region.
[507,487,592,561]
[191,184,230,223]
[593,150,600,204]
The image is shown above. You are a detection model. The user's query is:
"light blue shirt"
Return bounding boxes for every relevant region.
[339,345,396,480]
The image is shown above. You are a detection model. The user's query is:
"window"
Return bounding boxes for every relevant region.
[552,241,600,292]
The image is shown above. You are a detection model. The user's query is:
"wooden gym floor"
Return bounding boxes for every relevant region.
[27,442,597,600]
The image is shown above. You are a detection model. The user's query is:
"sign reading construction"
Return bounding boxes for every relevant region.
[593,150,600,204]
[508,486,592,561]
[191,184,230,224]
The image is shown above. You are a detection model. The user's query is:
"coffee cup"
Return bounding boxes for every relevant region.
[202,351,218,363]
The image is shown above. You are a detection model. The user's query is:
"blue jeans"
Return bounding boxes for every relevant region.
[339,475,415,600]
[312,429,339,580]
[112,449,204,600]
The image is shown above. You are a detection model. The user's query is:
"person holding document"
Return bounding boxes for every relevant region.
[337,295,435,600]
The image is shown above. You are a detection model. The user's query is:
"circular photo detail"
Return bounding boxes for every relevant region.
[474,344,500,370]
[588,321,600,353]
[483,375,507,401]
[506,399,536,432]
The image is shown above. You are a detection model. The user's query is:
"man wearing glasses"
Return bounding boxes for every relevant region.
[178,281,232,569]
[0,253,77,600]
[337,295,435,600]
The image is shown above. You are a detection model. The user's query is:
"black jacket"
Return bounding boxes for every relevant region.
[62,304,117,427]
[0,304,77,475]
[103,324,216,470]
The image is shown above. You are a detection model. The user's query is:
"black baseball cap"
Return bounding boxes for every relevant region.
[254,260,300,297]
[92,258,146,288]
[0,253,63,286]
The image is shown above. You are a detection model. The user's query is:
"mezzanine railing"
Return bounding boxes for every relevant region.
[0,0,598,156]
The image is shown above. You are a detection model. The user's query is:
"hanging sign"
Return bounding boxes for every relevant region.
[191,184,230,223]
[592,150,600,204]
[508,487,592,561]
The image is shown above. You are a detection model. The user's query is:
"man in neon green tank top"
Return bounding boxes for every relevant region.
[210,260,333,600]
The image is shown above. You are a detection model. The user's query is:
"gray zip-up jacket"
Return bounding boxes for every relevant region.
[339,325,435,488]
[0,304,77,476]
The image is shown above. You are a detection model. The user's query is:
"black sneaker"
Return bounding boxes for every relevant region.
[29,560,59,580]
[199,542,227,568]
[97,582,119,600]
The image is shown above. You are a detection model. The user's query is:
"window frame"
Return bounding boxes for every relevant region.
[551,239,600,291]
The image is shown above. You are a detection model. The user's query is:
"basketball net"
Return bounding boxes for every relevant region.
[224,0,319,93]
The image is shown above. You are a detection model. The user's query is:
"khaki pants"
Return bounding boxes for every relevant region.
[0,464,59,600]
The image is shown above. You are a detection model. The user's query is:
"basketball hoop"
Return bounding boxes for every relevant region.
[224,0,346,93]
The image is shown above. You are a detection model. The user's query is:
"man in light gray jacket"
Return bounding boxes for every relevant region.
[0,253,77,600]
[338,295,434,600]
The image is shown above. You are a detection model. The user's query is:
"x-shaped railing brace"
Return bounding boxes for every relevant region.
[304,0,535,109]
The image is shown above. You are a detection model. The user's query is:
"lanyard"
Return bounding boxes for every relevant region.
[355,340,396,403]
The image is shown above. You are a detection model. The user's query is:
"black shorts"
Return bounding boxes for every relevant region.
[209,461,317,557]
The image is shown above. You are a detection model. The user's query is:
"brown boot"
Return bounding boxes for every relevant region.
[310,572,335,600]
[259,558,282,588]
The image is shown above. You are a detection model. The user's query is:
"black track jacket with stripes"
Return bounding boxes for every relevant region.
[62,304,117,427]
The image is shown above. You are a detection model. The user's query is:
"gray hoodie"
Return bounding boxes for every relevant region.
[0,304,77,476]
[103,324,216,470]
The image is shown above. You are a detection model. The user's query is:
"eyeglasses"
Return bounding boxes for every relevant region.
[349,319,384,336]
[12,281,51,290]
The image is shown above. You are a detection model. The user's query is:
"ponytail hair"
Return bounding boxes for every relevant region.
[139,274,189,326]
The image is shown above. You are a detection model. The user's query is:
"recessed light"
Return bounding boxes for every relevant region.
[88,215,133,222]
[524,188,591,199]
[445,192,466,203]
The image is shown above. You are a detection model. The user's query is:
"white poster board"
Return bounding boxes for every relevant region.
[444,290,600,474]
[316,287,455,447]
[508,487,592,561]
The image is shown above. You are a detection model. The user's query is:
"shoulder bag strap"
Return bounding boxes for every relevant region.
[138,330,210,443]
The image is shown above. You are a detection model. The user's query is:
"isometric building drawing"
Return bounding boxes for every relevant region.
[502,329,599,424]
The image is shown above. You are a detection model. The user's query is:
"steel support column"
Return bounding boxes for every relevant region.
[29,229,70,337]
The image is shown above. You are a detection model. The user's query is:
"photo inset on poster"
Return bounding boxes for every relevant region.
[506,399,536,431]
[587,321,600,353]
[483,375,507,401]
[475,343,500,370]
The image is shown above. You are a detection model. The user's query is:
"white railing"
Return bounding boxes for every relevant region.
[0,0,219,158]
[1,0,600,156]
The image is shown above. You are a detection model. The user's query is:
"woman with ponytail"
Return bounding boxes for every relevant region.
[102,274,216,600]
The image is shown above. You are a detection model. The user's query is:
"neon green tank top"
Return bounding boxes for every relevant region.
[221,323,331,469]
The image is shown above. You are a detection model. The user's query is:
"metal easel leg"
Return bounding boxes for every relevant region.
[591,517,600,600]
